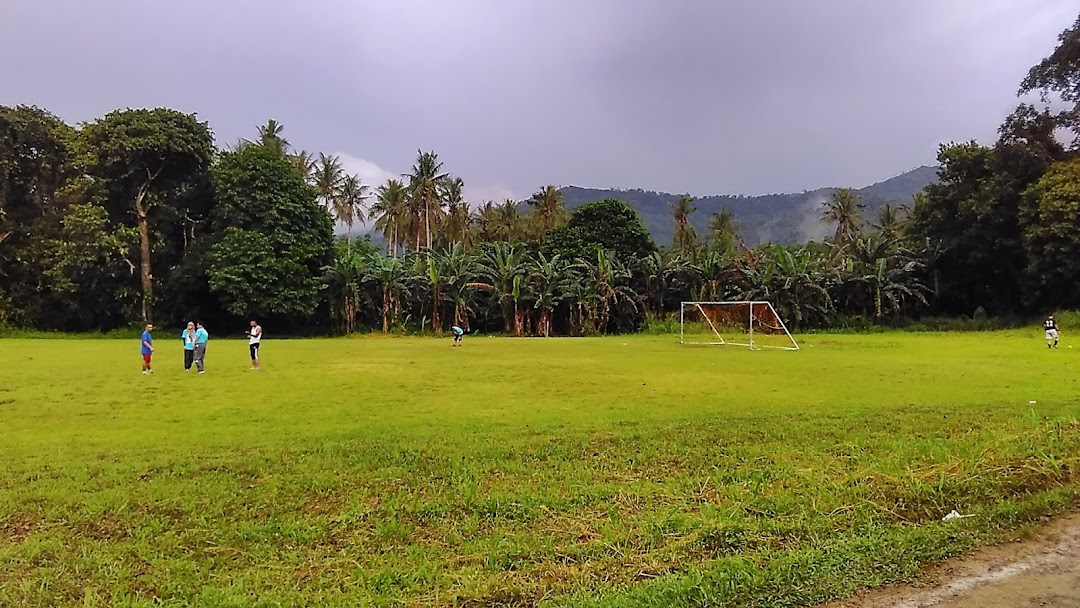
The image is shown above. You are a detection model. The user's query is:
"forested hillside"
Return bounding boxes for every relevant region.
[560,166,939,246]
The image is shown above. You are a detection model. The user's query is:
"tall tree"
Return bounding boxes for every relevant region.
[406,150,447,250]
[313,153,344,216]
[706,209,741,256]
[872,203,905,242]
[908,141,1041,314]
[1022,158,1080,307]
[206,144,334,320]
[1019,13,1080,145]
[441,176,470,246]
[670,194,698,253]
[820,188,865,253]
[491,200,522,242]
[544,199,657,261]
[79,108,213,322]
[371,179,410,257]
[256,119,289,155]
[527,185,569,240]
[291,150,315,183]
[337,174,369,238]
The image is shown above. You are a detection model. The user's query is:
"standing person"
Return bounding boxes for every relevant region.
[193,321,209,374]
[246,320,262,370]
[140,323,155,374]
[1045,314,1060,349]
[181,322,196,371]
[451,325,464,347]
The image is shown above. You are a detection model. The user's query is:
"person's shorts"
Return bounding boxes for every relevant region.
[142,353,152,363]
[453,333,463,340]
[1046,329,1059,340]
[249,343,260,359]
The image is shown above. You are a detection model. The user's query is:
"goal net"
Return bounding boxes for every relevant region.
[679,301,799,350]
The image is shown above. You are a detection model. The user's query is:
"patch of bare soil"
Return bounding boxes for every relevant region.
[824,513,1080,608]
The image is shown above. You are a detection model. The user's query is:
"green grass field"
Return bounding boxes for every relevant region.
[2,331,1079,607]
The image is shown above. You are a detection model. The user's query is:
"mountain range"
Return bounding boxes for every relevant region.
[558,165,939,246]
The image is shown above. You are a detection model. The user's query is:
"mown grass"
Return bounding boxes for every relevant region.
[1,330,1079,607]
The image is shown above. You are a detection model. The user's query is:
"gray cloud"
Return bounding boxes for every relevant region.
[2,0,1075,201]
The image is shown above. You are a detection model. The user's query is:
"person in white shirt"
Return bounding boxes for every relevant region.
[246,320,263,370]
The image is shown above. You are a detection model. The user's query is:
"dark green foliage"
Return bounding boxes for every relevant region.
[1020,13,1080,145]
[544,199,657,261]
[206,145,334,321]
[78,108,214,322]
[1022,158,1080,308]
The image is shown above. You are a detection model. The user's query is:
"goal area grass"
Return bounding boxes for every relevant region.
[1,330,1079,607]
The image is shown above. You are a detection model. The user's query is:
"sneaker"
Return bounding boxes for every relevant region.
[198,371,205,374]
[142,371,149,375]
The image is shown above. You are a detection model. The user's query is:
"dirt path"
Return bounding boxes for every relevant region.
[824,513,1080,608]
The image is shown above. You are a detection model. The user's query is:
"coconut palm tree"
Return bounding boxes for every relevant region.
[473,201,499,241]
[256,119,290,156]
[441,176,471,246]
[337,174,369,239]
[406,150,448,250]
[527,185,569,240]
[371,179,410,257]
[706,209,741,255]
[821,188,865,253]
[291,150,316,184]
[873,203,906,242]
[313,153,345,217]
[491,200,521,242]
[670,195,698,253]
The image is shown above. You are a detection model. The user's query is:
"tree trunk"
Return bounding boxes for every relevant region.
[875,287,883,320]
[431,290,441,332]
[425,200,432,250]
[133,170,161,324]
[503,298,514,334]
[136,203,153,323]
[382,291,390,333]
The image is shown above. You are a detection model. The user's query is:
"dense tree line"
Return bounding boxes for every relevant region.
[2,13,1080,334]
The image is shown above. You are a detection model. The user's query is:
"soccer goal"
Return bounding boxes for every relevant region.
[679,301,799,350]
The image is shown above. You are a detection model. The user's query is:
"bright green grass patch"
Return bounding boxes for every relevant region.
[1,331,1079,607]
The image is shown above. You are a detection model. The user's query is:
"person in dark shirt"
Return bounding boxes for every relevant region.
[1044,315,1059,349]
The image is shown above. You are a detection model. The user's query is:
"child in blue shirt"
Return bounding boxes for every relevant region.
[140,323,154,375]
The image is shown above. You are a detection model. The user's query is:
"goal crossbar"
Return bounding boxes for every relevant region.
[679,301,799,351]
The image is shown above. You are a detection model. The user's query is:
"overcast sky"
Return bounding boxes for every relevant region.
[2,1,1076,202]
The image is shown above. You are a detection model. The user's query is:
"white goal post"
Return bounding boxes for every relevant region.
[679,301,799,350]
